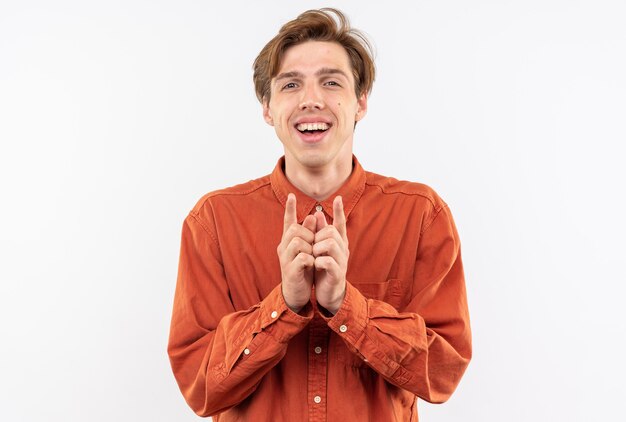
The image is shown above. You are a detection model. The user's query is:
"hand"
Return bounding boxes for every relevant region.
[313,196,349,315]
[277,193,317,313]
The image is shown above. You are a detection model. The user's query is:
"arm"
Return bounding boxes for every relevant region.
[322,204,472,403]
[167,211,313,417]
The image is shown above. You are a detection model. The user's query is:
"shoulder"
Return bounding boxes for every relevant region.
[189,174,272,219]
[363,170,454,233]
[364,170,447,211]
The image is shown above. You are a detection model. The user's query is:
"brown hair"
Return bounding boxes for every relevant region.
[253,8,375,103]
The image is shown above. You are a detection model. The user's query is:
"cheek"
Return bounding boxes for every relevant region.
[268,108,284,130]
[338,102,359,125]
[274,113,286,129]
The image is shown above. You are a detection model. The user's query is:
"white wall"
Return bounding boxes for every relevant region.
[1,1,625,420]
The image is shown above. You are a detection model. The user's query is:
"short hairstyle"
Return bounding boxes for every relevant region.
[253,8,376,103]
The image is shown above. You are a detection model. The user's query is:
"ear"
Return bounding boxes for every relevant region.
[262,98,274,126]
[355,93,368,122]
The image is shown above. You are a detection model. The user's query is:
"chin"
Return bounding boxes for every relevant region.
[294,152,332,169]
[300,156,329,168]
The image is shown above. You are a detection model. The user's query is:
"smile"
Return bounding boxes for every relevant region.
[296,122,330,133]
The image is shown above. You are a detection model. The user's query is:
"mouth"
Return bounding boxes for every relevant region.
[295,122,331,134]
[294,122,331,143]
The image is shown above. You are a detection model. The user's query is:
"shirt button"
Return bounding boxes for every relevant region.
[313,395,321,404]
[314,346,322,354]
[339,324,348,333]
[243,348,250,355]
[315,204,323,212]
[271,311,278,318]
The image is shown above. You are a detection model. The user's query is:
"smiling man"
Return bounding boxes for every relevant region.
[168,8,471,421]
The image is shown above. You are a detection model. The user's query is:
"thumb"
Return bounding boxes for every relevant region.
[314,211,327,232]
[302,214,317,233]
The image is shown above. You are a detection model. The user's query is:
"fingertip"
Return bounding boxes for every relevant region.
[314,255,329,270]
[301,214,314,231]
[334,196,344,212]
[315,211,328,228]
[284,193,298,227]
[333,196,346,223]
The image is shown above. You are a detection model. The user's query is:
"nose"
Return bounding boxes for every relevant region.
[299,84,324,110]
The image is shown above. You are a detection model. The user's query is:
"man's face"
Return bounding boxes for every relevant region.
[263,41,367,171]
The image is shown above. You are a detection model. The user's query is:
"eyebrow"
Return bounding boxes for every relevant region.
[274,68,350,82]
[315,67,349,79]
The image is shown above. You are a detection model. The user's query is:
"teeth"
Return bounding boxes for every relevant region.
[296,122,329,132]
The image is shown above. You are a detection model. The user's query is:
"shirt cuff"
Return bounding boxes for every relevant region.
[259,284,313,343]
[319,281,368,347]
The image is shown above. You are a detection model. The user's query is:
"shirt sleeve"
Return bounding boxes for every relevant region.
[167,211,313,417]
[321,204,472,403]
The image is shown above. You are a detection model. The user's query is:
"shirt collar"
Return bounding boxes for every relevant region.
[270,155,366,223]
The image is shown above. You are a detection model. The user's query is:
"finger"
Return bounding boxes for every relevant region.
[285,237,313,261]
[295,252,315,270]
[278,225,314,256]
[314,255,339,275]
[312,238,343,261]
[284,223,315,244]
[315,211,327,232]
[283,193,297,232]
[314,225,343,244]
[302,214,317,233]
[333,196,347,241]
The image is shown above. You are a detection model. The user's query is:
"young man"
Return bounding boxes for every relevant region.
[168,8,471,421]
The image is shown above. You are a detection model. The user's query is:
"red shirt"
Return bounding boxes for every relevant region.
[168,156,471,421]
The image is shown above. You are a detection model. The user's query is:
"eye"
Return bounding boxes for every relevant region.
[282,82,298,90]
[325,80,340,87]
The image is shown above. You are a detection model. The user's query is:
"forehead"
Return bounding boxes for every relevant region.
[277,41,353,76]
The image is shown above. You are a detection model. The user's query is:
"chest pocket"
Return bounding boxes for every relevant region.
[353,278,406,310]
[334,278,407,368]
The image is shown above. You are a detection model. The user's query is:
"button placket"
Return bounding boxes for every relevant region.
[308,318,329,421]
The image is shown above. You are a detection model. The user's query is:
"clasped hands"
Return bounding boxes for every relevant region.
[278,193,349,315]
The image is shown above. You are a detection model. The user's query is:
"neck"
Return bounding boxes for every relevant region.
[284,156,353,202]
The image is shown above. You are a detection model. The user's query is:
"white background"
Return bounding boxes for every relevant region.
[1,1,625,421]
